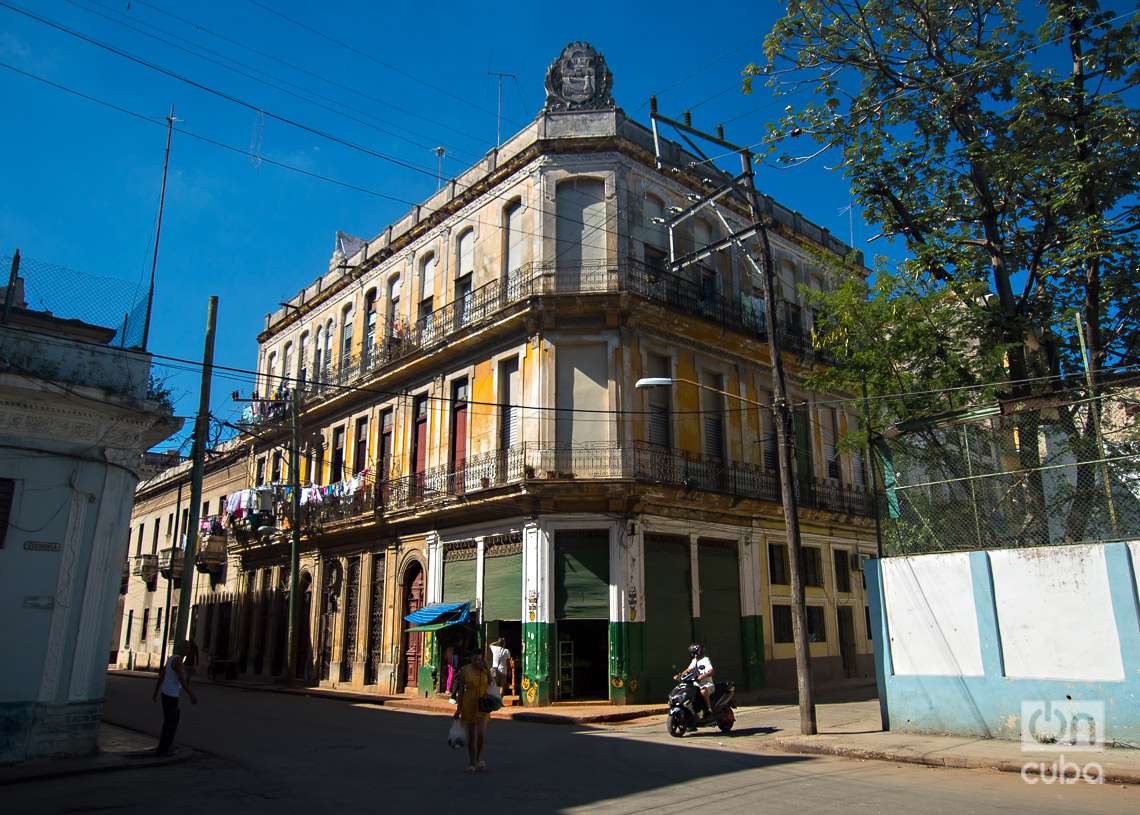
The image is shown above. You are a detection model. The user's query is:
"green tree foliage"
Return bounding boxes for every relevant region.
[753,0,1139,542]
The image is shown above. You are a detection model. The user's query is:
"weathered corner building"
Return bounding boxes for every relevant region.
[118,43,878,705]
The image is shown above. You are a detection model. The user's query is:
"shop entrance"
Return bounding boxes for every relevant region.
[554,530,610,701]
[555,620,609,700]
[644,535,695,703]
[402,562,425,689]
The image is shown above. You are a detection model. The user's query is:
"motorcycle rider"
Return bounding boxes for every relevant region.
[674,643,714,715]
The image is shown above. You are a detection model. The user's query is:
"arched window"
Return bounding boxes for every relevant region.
[455,229,474,324]
[693,218,717,307]
[324,318,335,374]
[386,274,401,327]
[363,290,377,367]
[298,332,310,387]
[340,303,354,372]
[418,253,436,328]
[265,351,277,396]
[313,326,324,385]
[556,178,606,286]
[281,342,293,390]
[503,199,524,279]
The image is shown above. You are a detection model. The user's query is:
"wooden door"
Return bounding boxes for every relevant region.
[450,381,468,496]
[837,605,857,678]
[403,564,425,687]
[411,397,427,501]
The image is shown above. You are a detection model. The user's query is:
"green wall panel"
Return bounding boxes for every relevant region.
[697,543,744,687]
[741,614,765,689]
[643,537,694,703]
[483,553,522,621]
[554,531,610,620]
[442,558,476,605]
[522,621,553,705]
[608,621,645,704]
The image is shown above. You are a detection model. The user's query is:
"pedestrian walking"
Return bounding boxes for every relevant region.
[452,650,492,773]
[489,637,511,691]
[152,641,198,756]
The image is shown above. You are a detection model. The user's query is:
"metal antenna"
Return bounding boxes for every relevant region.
[488,71,517,149]
[434,146,445,190]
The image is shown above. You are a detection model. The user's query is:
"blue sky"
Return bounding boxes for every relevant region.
[2,1,1125,451]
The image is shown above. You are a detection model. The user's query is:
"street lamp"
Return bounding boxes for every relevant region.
[635,374,817,732]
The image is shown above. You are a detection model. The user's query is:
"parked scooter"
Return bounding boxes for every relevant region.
[666,669,736,737]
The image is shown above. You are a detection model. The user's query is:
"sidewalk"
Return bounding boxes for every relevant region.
[0,723,194,785]
[746,699,1140,785]
[108,669,668,724]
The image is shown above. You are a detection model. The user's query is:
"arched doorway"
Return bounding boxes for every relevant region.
[402,561,425,689]
[294,571,313,682]
[317,561,342,682]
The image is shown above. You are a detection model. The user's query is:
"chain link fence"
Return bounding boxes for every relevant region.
[876,385,1140,556]
[2,253,150,348]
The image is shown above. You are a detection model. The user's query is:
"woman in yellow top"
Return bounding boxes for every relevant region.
[453,649,492,773]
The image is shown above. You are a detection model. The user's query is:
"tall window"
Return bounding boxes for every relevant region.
[385,275,402,338]
[499,357,520,451]
[418,253,436,337]
[135,523,144,556]
[449,379,469,495]
[139,609,149,643]
[353,417,368,476]
[503,199,525,280]
[265,351,277,396]
[331,427,346,483]
[556,178,606,286]
[255,458,266,486]
[793,405,813,482]
[455,230,474,325]
[824,407,841,481]
[324,318,335,375]
[377,409,393,479]
[701,372,725,460]
[313,327,324,385]
[271,451,282,483]
[646,354,671,449]
[298,332,309,388]
[166,512,174,538]
[363,290,377,367]
[411,395,429,499]
[151,518,160,553]
[693,218,717,306]
[282,342,293,389]
[340,304,354,373]
[643,193,668,275]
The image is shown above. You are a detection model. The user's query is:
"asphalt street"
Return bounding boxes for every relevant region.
[5,675,1134,814]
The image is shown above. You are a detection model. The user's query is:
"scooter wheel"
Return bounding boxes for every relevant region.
[717,710,736,733]
[667,712,687,738]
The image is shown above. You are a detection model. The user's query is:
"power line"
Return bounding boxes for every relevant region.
[85,0,489,158]
[241,0,507,125]
[0,2,635,258]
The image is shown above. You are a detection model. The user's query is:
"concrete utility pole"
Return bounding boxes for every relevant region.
[173,295,218,648]
[159,479,184,667]
[649,99,817,734]
[284,392,302,683]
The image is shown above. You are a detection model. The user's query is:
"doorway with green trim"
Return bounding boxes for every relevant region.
[482,535,523,696]
[553,529,610,701]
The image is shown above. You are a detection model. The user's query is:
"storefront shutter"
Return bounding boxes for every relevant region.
[697,541,744,686]
[482,550,522,621]
[643,535,694,701]
[442,554,477,605]
[554,531,609,620]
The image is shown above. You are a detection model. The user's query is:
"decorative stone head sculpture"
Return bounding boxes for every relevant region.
[544,41,615,112]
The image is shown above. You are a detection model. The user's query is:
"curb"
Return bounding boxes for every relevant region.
[765,738,1140,786]
[107,670,667,725]
[0,743,197,786]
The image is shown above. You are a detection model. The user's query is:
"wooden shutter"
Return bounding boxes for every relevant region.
[483,541,522,621]
[499,358,520,449]
[702,375,725,459]
[442,547,477,604]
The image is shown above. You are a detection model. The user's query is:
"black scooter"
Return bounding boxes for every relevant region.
[666,669,736,737]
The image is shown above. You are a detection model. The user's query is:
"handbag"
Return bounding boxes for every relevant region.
[479,679,503,713]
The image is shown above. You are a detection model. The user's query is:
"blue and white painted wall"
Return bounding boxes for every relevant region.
[867,541,1140,742]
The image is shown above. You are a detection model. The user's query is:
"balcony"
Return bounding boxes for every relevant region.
[281,259,819,415]
[196,527,227,573]
[132,553,158,582]
[300,477,377,531]
[376,443,873,517]
[158,546,183,580]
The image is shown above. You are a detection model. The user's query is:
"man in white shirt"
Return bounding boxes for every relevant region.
[675,643,714,714]
[489,637,512,691]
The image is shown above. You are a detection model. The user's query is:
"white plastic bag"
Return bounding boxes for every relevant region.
[447,719,467,749]
[486,681,502,704]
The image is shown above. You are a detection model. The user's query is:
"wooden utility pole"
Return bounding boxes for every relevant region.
[173,295,218,648]
[649,99,816,734]
[284,392,302,683]
[141,105,175,351]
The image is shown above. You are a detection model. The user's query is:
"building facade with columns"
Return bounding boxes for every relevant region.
[117,42,878,705]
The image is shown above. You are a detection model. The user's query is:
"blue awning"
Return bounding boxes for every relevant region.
[404,601,471,626]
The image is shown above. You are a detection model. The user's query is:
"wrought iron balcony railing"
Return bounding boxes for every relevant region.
[277,259,823,415]
[374,442,872,517]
